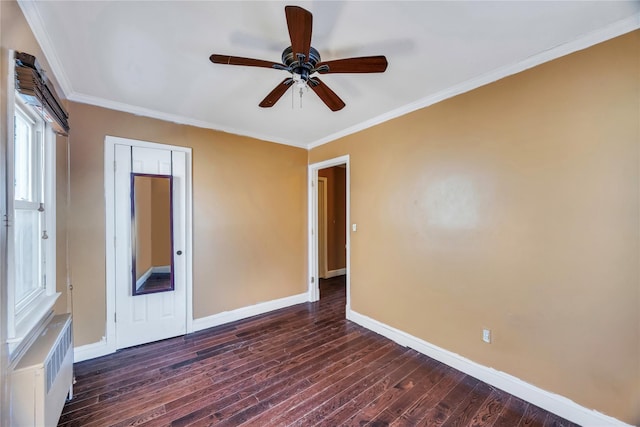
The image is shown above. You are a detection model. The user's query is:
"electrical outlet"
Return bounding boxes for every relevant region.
[482,328,491,343]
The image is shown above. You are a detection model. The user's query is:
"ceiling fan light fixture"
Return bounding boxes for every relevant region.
[292,73,307,89]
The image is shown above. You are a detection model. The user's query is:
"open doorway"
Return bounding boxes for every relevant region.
[318,165,347,299]
[308,156,350,310]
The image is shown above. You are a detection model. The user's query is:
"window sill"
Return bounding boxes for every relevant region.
[8,292,61,356]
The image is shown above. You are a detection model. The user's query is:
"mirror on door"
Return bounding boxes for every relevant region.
[131,173,174,296]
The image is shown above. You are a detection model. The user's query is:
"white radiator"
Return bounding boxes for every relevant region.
[11,313,73,427]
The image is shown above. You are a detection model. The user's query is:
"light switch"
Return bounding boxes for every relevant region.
[352,224,357,232]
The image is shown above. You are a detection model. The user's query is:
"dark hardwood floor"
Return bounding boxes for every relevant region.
[59,276,579,426]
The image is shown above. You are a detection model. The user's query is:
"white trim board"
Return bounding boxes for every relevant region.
[347,310,633,427]
[325,268,346,279]
[74,337,110,363]
[134,266,170,290]
[192,293,308,332]
[308,156,351,307]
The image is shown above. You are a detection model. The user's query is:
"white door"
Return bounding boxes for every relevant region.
[114,144,187,349]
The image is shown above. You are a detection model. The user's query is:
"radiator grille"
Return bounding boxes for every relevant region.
[45,319,72,393]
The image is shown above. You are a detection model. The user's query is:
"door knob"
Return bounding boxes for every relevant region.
[176,250,183,255]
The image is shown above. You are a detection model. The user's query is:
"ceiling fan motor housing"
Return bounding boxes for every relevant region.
[281,46,321,82]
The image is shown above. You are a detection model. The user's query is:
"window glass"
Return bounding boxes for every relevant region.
[14,108,34,202]
[13,105,45,311]
[14,209,42,307]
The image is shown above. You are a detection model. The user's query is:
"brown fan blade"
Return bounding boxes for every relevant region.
[210,54,281,69]
[310,78,345,111]
[259,79,293,108]
[285,6,313,62]
[317,56,388,74]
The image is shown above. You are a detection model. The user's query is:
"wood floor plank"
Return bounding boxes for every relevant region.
[141,333,361,426]
[519,402,550,427]
[492,395,527,427]
[293,351,425,426]
[63,316,356,425]
[368,358,447,426]
[468,388,509,427]
[59,277,580,427]
[440,381,492,427]
[155,333,379,426]
[326,355,438,426]
[544,414,581,427]
[415,374,481,426]
[390,364,465,426]
[249,344,408,426]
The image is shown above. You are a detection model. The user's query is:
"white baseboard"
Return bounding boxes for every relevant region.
[192,293,308,332]
[347,310,632,427]
[135,266,171,289]
[74,337,115,363]
[324,268,346,279]
[135,267,153,289]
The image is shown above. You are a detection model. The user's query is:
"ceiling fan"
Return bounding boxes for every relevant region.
[209,5,388,111]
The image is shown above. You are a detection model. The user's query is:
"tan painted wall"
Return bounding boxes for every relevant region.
[67,102,308,346]
[318,167,347,271]
[310,31,640,424]
[1,0,69,316]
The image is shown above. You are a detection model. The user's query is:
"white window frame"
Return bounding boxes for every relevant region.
[6,59,59,356]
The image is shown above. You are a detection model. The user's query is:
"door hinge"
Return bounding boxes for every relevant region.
[114,161,117,172]
[311,277,315,283]
[114,312,117,323]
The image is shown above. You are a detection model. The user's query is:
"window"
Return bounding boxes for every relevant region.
[7,96,58,353]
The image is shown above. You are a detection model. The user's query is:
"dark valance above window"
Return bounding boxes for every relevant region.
[14,51,70,135]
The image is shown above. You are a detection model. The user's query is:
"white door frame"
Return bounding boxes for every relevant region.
[308,155,350,310]
[105,136,193,355]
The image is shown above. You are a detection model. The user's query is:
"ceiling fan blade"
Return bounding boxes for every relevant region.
[317,56,388,73]
[259,78,293,108]
[210,54,282,69]
[310,78,345,111]
[285,6,313,62]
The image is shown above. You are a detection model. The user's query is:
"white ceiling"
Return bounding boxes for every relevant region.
[19,1,640,149]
